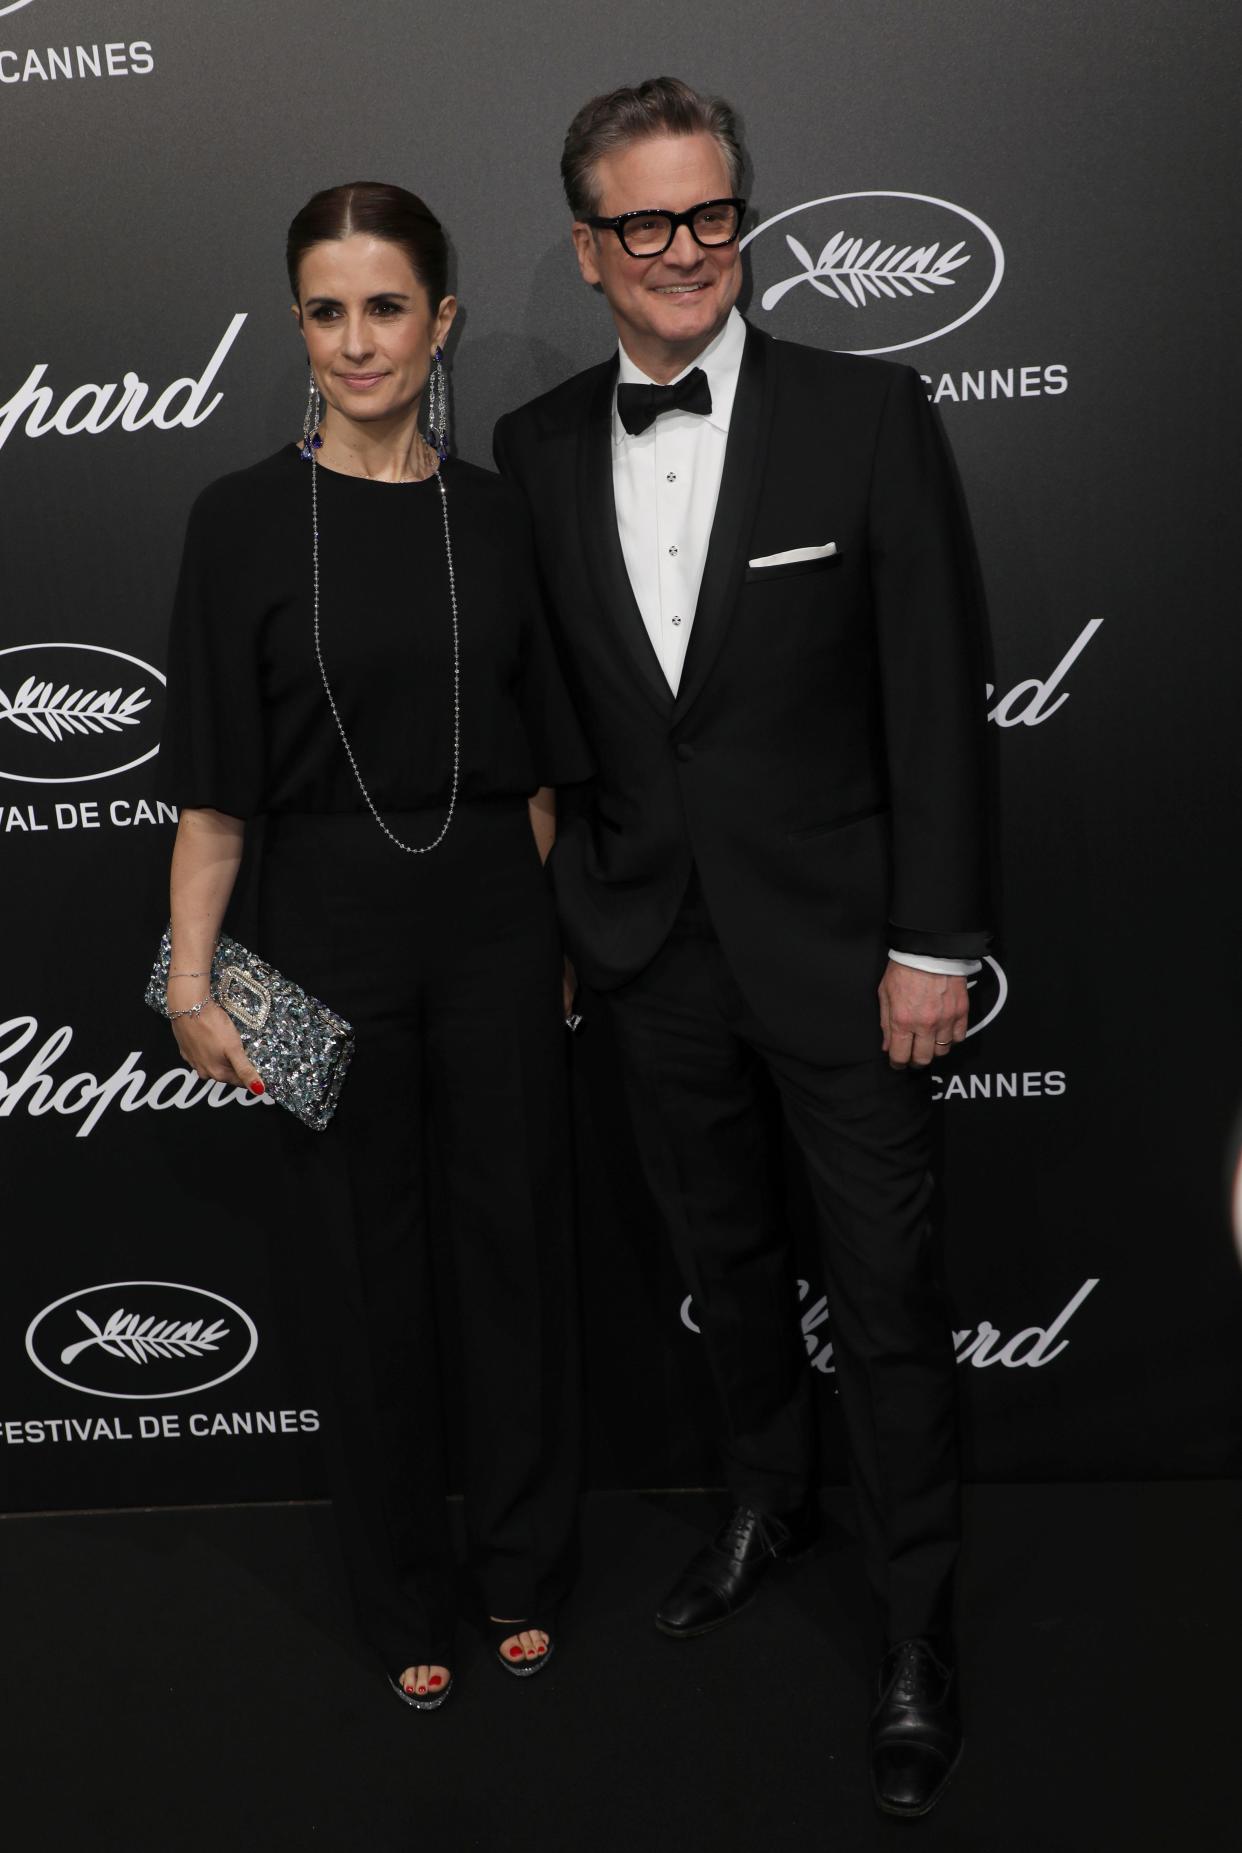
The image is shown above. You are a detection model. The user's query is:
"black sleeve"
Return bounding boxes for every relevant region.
[492,412,513,479]
[511,504,594,788]
[160,486,266,819]
[869,366,992,957]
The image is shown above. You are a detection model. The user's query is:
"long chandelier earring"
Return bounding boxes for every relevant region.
[427,346,449,462]
[299,364,323,460]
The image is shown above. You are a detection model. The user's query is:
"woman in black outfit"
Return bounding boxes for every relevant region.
[161,182,589,1709]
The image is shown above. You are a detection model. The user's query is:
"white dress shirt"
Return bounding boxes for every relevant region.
[611,309,977,981]
[613,308,744,697]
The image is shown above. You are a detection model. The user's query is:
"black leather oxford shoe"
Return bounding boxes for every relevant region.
[869,1638,963,1818]
[654,1501,821,1639]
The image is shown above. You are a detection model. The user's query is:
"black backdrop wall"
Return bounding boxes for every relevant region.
[2,0,1240,1512]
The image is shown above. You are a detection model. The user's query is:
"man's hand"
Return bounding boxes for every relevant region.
[878,961,969,1070]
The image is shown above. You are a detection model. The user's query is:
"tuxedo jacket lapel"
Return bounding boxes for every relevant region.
[576,358,675,717]
[673,325,773,720]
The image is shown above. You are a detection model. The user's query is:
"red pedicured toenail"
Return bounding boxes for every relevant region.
[404,1683,415,1694]
[417,1685,427,1694]
[508,1645,523,1658]
[429,1675,443,1687]
[537,1645,546,1654]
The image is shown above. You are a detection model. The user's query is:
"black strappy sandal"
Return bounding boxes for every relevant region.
[388,1668,454,1711]
[486,1618,556,1679]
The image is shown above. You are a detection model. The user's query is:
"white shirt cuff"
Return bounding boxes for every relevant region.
[887,950,981,977]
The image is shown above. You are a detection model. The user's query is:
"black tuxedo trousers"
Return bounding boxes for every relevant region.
[608,868,960,1643]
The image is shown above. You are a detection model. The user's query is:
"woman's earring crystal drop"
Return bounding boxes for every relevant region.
[427,347,449,462]
[299,366,323,460]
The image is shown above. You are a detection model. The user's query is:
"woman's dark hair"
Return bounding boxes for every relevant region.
[286,181,448,305]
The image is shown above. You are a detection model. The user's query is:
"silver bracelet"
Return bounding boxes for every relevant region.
[167,991,213,1021]
[170,968,211,978]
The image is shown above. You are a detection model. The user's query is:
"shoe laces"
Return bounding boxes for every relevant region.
[886,1639,946,1705]
[717,1504,785,1557]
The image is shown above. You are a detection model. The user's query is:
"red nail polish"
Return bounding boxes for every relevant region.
[508,1645,523,1658]
[537,1645,546,1654]
[248,1078,264,1096]
[404,1683,415,1694]
[417,1685,427,1694]
[429,1675,443,1687]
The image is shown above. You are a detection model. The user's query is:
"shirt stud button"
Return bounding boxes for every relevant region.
[666,472,677,482]
[668,545,678,556]
[672,616,682,626]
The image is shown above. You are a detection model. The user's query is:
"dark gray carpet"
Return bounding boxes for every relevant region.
[3,1484,1235,1852]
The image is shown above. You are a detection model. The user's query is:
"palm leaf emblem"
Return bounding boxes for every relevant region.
[761,232,970,311]
[0,676,150,742]
[60,1307,230,1366]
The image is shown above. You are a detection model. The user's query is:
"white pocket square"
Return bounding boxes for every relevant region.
[748,542,838,568]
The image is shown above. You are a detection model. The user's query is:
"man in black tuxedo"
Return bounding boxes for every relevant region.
[494,76,990,1819]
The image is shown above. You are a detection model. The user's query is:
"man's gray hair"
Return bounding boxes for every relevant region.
[561,76,746,219]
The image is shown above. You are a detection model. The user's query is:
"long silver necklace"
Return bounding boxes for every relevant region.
[310,444,460,854]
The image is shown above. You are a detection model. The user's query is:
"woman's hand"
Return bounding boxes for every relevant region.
[168,980,263,1092]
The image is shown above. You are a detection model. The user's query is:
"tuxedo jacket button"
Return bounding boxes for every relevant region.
[675,742,696,762]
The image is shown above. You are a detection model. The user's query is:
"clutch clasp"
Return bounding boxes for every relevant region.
[218,964,271,1033]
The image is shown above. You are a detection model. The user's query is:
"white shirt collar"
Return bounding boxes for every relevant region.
[613,307,746,445]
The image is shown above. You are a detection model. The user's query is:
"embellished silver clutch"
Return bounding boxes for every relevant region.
[145,925,354,1131]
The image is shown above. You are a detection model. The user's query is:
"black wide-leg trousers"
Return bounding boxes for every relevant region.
[262,803,578,1671]
[606,871,960,1644]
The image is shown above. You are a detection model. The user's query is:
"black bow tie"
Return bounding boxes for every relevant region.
[616,368,712,437]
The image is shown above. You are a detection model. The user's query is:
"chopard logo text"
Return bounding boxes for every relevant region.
[0,314,246,451]
[0,1016,269,1138]
[682,1278,1099,1375]
[987,622,1102,728]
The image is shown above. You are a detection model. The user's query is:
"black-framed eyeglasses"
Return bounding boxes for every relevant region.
[584,197,747,259]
